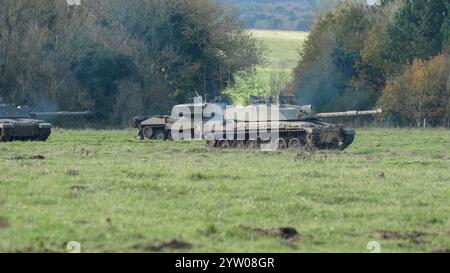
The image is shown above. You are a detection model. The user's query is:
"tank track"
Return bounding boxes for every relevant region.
[205,128,355,151]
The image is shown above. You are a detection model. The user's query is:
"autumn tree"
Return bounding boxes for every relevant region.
[379,54,450,127]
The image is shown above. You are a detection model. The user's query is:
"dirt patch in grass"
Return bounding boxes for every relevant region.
[238,225,300,240]
[70,185,88,191]
[375,230,428,244]
[7,155,46,161]
[133,239,193,252]
[186,147,209,154]
[73,219,90,225]
[190,172,240,181]
[126,171,166,180]
[67,170,80,176]
[279,227,300,239]
[16,246,56,253]
[190,172,209,181]
[167,148,182,153]
[0,216,9,229]
[433,246,450,253]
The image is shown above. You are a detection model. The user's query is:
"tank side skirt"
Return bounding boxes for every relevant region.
[208,127,353,150]
[209,128,307,141]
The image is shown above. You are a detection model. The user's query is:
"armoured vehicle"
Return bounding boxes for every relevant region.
[134,115,177,140]
[134,97,225,140]
[201,102,382,150]
[0,99,91,142]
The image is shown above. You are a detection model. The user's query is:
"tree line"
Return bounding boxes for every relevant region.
[292,0,450,127]
[222,0,353,31]
[0,0,264,127]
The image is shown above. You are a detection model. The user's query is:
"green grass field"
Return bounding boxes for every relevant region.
[250,29,308,82]
[1,129,450,253]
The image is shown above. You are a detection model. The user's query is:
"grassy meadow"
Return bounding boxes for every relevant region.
[1,129,450,253]
[250,29,309,81]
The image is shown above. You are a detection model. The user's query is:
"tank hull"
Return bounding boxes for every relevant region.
[202,120,355,150]
[0,118,52,142]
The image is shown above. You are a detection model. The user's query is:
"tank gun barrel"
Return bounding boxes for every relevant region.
[315,109,382,118]
[31,111,92,117]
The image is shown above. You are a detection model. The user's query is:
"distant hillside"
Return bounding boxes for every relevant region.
[222,0,315,31]
[222,0,366,31]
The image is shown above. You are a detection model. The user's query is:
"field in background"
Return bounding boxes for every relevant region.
[1,129,450,252]
[250,29,308,81]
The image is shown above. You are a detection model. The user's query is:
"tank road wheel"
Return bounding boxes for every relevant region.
[38,128,52,141]
[234,140,246,149]
[273,138,287,150]
[137,128,144,140]
[205,134,217,148]
[205,139,216,148]
[306,133,314,145]
[154,130,166,140]
[217,139,230,149]
[288,138,302,150]
[0,129,12,142]
[143,127,154,139]
[327,138,339,150]
[246,140,258,149]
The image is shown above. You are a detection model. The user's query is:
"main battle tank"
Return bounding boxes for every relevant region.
[0,99,91,142]
[201,102,382,150]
